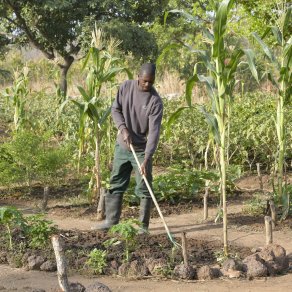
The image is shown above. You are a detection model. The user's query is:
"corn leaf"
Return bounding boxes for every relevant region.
[186,74,199,107]
[242,49,259,83]
[271,26,282,46]
[165,107,189,139]
[77,86,91,102]
[199,106,220,145]
[167,9,203,25]
[212,0,233,58]
[252,32,279,68]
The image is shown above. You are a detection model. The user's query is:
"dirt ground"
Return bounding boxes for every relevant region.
[1,175,292,291]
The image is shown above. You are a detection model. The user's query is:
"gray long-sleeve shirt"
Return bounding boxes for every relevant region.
[111,79,163,160]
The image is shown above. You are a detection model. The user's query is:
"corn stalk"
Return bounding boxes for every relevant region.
[62,27,131,204]
[3,67,29,131]
[252,5,292,218]
[165,0,258,255]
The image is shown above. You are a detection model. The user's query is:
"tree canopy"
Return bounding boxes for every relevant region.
[0,0,167,94]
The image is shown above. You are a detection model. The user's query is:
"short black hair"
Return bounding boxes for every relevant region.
[139,63,156,76]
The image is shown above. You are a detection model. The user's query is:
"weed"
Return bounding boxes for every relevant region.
[86,248,107,275]
[25,214,56,249]
[242,193,266,215]
[105,219,141,262]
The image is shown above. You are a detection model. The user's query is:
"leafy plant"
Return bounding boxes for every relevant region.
[153,168,219,203]
[86,248,107,275]
[0,206,27,250]
[105,219,141,262]
[242,194,266,215]
[25,214,56,249]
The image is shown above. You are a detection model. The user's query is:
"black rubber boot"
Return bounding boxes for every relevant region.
[91,193,123,231]
[138,197,152,234]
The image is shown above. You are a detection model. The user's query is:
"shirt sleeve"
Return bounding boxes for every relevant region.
[145,100,163,160]
[111,82,127,131]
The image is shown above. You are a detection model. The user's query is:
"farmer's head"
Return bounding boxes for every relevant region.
[138,63,156,92]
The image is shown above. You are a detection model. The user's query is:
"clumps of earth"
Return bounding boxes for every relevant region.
[0,228,291,283]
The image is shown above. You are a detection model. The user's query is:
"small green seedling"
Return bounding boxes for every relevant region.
[105,219,141,262]
[0,206,27,250]
[86,248,107,274]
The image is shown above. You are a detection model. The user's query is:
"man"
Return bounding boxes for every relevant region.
[93,63,163,232]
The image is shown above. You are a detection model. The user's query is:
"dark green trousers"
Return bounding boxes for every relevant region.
[109,143,152,198]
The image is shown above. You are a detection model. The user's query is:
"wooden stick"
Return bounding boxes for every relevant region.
[42,186,49,210]
[269,200,276,228]
[264,216,273,245]
[51,235,70,292]
[203,183,209,220]
[97,187,106,221]
[256,163,263,191]
[181,232,188,265]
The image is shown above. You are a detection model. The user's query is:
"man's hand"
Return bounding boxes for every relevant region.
[140,158,150,176]
[122,128,132,149]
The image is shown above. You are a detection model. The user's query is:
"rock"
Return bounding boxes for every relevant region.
[173,264,196,280]
[197,265,216,280]
[146,258,168,277]
[69,282,86,292]
[211,265,222,278]
[86,281,112,292]
[242,254,268,278]
[264,244,286,258]
[27,255,46,270]
[257,244,289,275]
[40,260,57,272]
[221,258,243,272]
[118,260,149,278]
[0,251,7,264]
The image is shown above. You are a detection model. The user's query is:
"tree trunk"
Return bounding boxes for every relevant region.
[58,55,74,96]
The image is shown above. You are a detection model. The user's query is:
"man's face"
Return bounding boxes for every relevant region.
[138,73,155,92]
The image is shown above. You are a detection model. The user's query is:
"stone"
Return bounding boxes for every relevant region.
[118,260,149,278]
[69,282,86,292]
[27,255,46,270]
[86,281,112,292]
[197,265,216,280]
[221,258,243,272]
[40,260,57,272]
[242,254,268,278]
[173,264,196,280]
[257,244,289,275]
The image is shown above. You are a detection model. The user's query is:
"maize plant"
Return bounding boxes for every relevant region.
[252,4,292,218]
[3,67,29,131]
[63,26,131,203]
[165,0,258,255]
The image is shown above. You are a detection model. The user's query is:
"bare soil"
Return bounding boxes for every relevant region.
[1,175,292,292]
